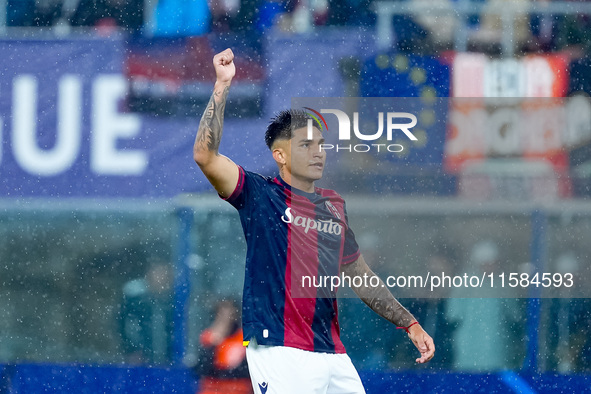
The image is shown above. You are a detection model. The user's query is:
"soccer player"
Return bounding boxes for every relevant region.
[193,48,435,394]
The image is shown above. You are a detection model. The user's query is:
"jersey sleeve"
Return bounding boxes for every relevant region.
[219,165,248,209]
[219,166,267,211]
[341,203,360,265]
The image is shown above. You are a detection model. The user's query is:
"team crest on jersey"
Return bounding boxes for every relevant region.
[325,201,342,220]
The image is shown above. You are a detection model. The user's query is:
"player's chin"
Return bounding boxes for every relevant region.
[308,167,325,180]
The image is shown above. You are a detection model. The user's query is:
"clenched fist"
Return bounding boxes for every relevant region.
[213,48,235,85]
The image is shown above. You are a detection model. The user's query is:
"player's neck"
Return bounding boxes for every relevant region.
[280,172,315,193]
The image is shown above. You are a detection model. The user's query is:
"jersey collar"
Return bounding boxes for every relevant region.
[275,174,320,199]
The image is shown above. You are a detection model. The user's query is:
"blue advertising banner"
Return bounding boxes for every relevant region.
[0,38,273,198]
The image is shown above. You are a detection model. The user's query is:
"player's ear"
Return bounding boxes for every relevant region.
[272,147,286,165]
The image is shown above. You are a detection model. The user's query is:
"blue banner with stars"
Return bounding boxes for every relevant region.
[359,53,450,168]
[291,96,455,196]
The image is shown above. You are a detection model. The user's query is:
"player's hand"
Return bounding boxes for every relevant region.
[213,48,235,85]
[408,323,435,364]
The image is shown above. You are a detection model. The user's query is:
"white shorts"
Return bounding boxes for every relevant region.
[245,340,366,394]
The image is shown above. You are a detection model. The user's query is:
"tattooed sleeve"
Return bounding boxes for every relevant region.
[342,257,416,328]
[195,85,230,155]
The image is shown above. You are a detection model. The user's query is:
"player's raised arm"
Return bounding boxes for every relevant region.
[342,254,435,364]
[193,48,240,198]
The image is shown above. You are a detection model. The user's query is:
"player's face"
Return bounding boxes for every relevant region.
[287,126,326,183]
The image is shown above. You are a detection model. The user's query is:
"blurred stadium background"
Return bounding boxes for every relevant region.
[1,0,591,392]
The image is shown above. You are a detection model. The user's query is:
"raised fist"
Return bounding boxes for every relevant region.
[213,48,235,84]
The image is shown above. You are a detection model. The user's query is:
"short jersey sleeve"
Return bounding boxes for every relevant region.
[219,166,269,211]
[341,203,360,265]
[220,165,247,209]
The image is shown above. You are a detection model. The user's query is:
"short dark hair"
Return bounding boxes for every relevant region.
[265,109,312,149]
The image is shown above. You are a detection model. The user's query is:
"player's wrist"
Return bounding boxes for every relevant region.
[215,79,232,88]
[397,321,420,335]
[408,321,423,336]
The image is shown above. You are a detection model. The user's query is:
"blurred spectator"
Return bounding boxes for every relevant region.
[194,299,252,394]
[446,240,525,371]
[70,0,145,32]
[470,0,533,54]
[31,0,64,26]
[527,0,591,56]
[309,0,330,26]
[119,258,174,365]
[209,0,240,31]
[528,0,587,55]
[410,0,458,52]
[529,0,561,52]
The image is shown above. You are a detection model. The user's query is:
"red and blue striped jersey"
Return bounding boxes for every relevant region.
[222,166,360,354]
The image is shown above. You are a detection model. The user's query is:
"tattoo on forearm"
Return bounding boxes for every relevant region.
[196,86,230,154]
[344,261,415,327]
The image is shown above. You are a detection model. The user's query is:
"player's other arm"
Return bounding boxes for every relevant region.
[341,254,435,364]
[193,48,239,198]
